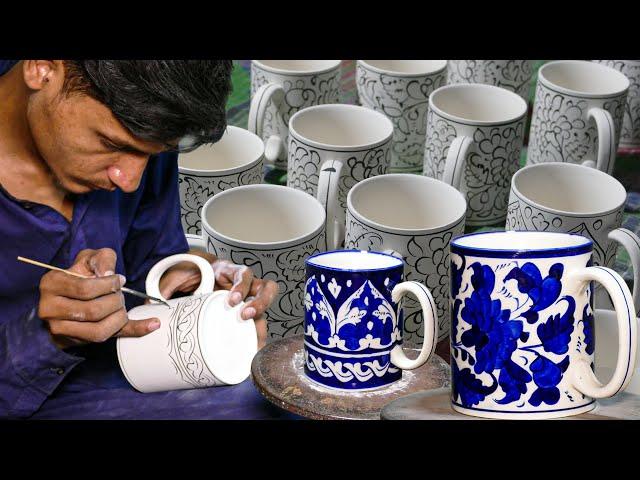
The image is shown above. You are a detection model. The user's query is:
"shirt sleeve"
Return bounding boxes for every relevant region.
[0,304,83,418]
[121,152,189,300]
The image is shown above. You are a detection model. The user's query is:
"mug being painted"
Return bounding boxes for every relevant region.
[449,231,637,419]
[178,126,264,235]
[117,254,258,393]
[304,250,439,390]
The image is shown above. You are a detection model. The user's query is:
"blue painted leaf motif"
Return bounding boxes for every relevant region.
[581,304,595,355]
[528,355,570,406]
[450,255,466,299]
[452,361,498,407]
[505,262,564,324]
[537,297,575,355]
[495,358,532,404]
[304,276,335,345]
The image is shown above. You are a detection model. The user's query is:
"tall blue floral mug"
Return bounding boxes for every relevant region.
[304,250,439,390]
[449,231,637,419]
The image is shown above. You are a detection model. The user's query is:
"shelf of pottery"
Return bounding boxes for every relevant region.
[152,59,639,419]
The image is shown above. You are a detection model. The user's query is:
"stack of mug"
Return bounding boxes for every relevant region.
[173,58,639,419]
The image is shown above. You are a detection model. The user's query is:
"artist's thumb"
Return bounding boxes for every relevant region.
[116,318,161,337]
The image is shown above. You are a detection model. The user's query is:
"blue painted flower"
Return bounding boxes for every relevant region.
[505,262,564,324]
[496,358,532,404]
[537,297,576,355]
[528,355,570,406]
[451,361,498,407]
[581,304,595,355]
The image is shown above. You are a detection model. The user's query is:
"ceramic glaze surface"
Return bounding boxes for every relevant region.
[593,60,640,148]
[304,252,405,389]
[449,243,597,417]
[447,60,533,100]
[251,61,342,170]
[356,60,447,172]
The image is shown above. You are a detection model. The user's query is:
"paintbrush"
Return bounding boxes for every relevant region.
[17,256,171,308]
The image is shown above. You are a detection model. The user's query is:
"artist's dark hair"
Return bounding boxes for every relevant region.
[61,60,233,151]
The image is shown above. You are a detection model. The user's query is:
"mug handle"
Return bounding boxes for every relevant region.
[248,83,287,165]
[389,281,439,370]
[145,254,215,302]
[442,136,473,190]
[581,108,616,175]
[608,228,640,315]
[317,159,345,250]
[567,265,637,398]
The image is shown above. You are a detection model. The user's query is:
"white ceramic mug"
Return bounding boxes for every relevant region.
[446,60,534,101]
[117,254,258,393]
[356,60,447,172]
[345,174,466,345]
[287,103,393,234]
[201,183,342,340]
[528,60,630,174]
[178,126,264,235]
[506,161,640,315]
[593,60,640,149]
[422,83,528,226]
[248,60,342,170]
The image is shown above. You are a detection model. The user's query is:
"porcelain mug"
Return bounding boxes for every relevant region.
[528,60,630,175]
[356,60,447,172]
[304,250,439,390]
[422,83,528,226]
[446,60,534,101]
[449,231,637,419]
[345,174,466,345]
[287,103,393,235]
[506,162,639,315]
[201,183,342,340]
[593,60,640,149]
[248,60,342,171]
[178,126,264,235]
[117,254,258,393]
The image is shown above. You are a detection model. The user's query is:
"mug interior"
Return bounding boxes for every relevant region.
[430,84,527,124]
[203,185,324,244]
[540,60,630,96]
[452,231,592,252]
[349,174,466,231]
[513,163,627,215]
[290,104,393,149]
[307,250,403,271]
[178,127,263,172]
[254,60,341,74]
[360,60,447,75]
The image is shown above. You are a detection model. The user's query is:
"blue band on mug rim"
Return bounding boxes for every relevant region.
[306,249,404,272]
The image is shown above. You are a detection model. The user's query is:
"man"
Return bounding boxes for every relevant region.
[0,60,283,419]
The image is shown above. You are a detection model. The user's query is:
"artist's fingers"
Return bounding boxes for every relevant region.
[241,279,278,320]
[158,261,202,299]
[41,270,124,300]
[39,291,125,322]
[47,309,130,344]
[69,248,117,277]
[228,265,253,307]
[115,317,162,338]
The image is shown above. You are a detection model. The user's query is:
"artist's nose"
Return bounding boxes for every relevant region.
[107,155,149,193]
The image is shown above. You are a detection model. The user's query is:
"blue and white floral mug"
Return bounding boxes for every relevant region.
[303,250,439,390]
[449,231,637,419]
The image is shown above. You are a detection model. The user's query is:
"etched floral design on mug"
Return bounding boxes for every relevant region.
[447,60,533,100]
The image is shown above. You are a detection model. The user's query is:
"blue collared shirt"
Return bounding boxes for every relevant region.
[0,60,287,419]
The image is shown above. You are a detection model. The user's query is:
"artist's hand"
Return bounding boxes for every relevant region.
[38,248,161,350]
[158,251,277,348]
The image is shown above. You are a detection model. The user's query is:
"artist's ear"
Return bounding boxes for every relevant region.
[22,60,63,91]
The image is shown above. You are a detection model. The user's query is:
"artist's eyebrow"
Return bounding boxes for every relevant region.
[95,130,161,156]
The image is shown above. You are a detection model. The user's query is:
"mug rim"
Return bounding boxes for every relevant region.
[538,60,630,99]
[429,83,528,126]
[201,184,325,249]
[178,126,264,176]
[289,104,394,151]
[357,59,447,77]
[252,59,342,76]
[451,231,593,259]
[511,162,627,217]
[306,249,404,272]
[347,174,467,235]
